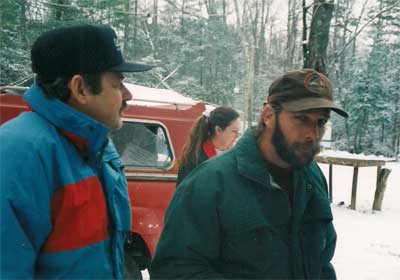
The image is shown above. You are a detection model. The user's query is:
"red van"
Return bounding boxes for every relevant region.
[0,83,205,276]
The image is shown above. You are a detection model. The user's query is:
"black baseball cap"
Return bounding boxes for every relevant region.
[31,24,154,82]
[267,69,348,118]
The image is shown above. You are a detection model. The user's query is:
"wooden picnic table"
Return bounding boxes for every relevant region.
[315,153,390,210]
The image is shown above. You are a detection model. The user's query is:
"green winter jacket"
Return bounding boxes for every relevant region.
[151,129,336,279]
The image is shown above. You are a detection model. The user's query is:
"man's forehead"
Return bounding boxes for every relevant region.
[290,108,331,117]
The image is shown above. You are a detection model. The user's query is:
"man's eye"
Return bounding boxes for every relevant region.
[295,116,307,122]
[318,119,328,127]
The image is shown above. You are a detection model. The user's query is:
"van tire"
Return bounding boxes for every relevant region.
[124,232,151,270]
[124,250,143,280]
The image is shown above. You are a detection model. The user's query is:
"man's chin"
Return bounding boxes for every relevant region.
[115,120,123,130]
[107,119,123,130]
[288,152,317,167]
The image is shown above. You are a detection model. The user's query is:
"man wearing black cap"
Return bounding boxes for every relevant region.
[0,24,152,279]
[151,69,348,279]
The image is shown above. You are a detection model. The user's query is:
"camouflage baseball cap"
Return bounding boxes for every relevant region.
[267,68,348,117]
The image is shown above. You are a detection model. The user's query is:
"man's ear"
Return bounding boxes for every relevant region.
[262,104,275,129]
[68,75,91,105]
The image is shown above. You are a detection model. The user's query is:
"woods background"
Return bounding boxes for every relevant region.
[1,0,399,158]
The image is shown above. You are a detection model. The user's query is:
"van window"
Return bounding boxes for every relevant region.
[110,121,174,169]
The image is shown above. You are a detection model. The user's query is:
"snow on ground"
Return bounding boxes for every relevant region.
[318,161,400,280]
[142,160,400,280]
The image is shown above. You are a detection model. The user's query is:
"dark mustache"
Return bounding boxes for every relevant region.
[120,102,127,113]
[294,141,320,153]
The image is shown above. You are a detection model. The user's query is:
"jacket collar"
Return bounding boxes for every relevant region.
[234,128,272,187]
[235,129,315,218]
[202,139,217,158]
[24,84,109,156]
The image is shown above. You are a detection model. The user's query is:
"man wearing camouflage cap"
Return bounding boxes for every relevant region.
[151,69,347,279]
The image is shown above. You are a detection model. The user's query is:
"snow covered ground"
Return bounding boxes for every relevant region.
[142,160,400,280]
[319,161,400,280]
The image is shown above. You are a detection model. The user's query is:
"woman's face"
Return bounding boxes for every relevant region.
[213,118,241,151]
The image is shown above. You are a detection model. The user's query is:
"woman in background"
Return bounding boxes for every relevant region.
[176,106,240,186]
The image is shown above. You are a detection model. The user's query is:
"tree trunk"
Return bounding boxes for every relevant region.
[233,0,250,128]
[287,0,298,68]
[303,0,335,74]
[133,0,138,56]
[255,0,271,74]
[302,0,308,66]
[55,0,66,21]
[153,0,158,27]
[395,132,400,161]
[392,90,400,159]
[246,46,256,128]
[222,0,227,25]
[180,0,184,34]
[353,114,366,153]
[344,119,351,151]
[353,124,359,153]
[357,112,368,152]
[351,0,368,58]
[152,0,159,56]
[372,168,392,211]
[338,0,351,74]
[16,0,27,46]
[123,0,131,54]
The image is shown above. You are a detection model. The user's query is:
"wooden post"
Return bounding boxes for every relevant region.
[372,168,392,211]
[329,164,333,202]
[376,165,382,186]
[350,166,359,210]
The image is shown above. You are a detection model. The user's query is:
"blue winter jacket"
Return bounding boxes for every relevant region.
[0,84,131,279]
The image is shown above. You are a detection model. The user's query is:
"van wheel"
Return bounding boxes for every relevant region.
[124,250,143,280]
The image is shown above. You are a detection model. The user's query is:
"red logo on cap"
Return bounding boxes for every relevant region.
[304,73,328,93]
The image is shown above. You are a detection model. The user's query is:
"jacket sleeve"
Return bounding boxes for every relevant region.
[0,131,52,278]
[150,169,225,279]
[320,222,337,279]
[314,162,337,279]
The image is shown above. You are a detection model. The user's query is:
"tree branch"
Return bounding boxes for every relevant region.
[327,0,400,74]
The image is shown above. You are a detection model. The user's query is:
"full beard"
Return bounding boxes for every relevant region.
[272,117,320,168]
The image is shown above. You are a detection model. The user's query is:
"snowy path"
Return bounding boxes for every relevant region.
[319,162,400,280]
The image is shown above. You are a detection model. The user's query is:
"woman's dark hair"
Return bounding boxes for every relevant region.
[179,106,240,168]
[36,73,103,102]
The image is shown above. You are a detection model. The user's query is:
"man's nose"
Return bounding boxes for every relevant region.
[121,84,132,101]
[305,125,322,141]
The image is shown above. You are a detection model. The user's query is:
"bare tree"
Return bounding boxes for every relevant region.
[286,0,299,68]
[234,0,273,128]
[303,0,335,74]
[133,0,139,56]
[123,0,131,54]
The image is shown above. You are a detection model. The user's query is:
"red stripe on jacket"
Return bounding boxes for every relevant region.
[42,176,109,253]
[59,130,90,153]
